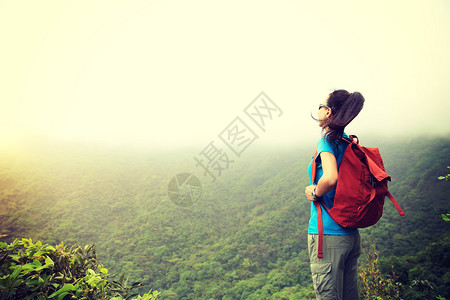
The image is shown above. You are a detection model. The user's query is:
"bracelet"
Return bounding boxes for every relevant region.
[311,187,323,201]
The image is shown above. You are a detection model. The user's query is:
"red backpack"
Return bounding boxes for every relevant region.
[311,135,405,258]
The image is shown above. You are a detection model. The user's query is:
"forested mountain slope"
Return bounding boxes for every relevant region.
[0,136,448,299]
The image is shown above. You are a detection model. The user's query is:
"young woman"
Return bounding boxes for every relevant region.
[305,89,365,300]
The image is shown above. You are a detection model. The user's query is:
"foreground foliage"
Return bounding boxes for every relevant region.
[0,237,159,300]
[359,243,402,300]
[378,234,450,300]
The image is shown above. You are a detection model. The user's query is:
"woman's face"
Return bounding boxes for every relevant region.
[318,95,332,128]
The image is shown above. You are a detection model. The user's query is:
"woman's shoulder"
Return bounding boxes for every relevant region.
[317,135,335,154]
[317,133,350,154]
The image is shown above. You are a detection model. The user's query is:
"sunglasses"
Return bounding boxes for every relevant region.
[319,104,332,111]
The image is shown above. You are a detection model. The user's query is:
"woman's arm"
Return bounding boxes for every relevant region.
[305,151,338,201]
[315,152,338,196]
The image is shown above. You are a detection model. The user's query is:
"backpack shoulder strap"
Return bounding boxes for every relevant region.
[342,135,358,144]
[311,150,317,184]
[311,150,328,259]
[314,201,324,259]
[386,191,405,216]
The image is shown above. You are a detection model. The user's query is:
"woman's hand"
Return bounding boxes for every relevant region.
[305,185,317,201]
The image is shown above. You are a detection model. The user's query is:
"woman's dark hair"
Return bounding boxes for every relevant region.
[321,89,365,143]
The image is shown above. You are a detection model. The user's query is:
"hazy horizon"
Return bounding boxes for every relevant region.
[1,1,450,150]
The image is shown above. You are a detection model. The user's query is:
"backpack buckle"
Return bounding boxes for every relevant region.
[369,175,377,188]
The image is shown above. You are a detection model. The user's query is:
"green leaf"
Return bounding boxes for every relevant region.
[119,272,125,284]
[48,283,78,299]
[57,292,69,300]
[45,256,55,267]
[22,260,43,272]
[11,265,23,280]
[8,254,21,261]
[87,268,96,276]
[34,265,49,272]
[12,279,22,288]
[45,245,56,251]
[34,249,51,256]
[33,259,43,267]
[25,279,40,286]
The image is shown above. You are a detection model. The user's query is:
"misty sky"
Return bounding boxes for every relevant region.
[1,1,449,150]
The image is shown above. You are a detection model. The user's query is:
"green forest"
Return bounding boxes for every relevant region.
[0,135,449,299]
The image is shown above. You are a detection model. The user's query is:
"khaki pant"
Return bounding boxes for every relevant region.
[308,233,361,300]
